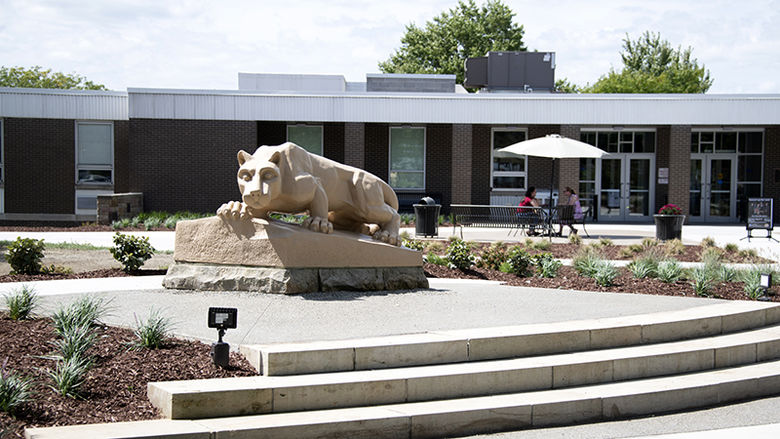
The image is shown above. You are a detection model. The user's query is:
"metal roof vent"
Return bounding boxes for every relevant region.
[464,51,555,92]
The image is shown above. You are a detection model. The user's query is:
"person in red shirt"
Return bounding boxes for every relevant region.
[518,186,541,235]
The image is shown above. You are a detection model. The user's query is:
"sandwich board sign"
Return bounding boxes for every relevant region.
[744,198,776,242]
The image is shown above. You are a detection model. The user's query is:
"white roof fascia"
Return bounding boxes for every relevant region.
[0,87,128,120]
[127,88,780,125]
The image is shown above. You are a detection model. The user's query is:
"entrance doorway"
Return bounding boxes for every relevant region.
[598,154,654,221]
[690,155,737,221]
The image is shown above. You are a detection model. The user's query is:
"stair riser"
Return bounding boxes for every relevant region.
[247,305,780,376]
[153,337,780,419]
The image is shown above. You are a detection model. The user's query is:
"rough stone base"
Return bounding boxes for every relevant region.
[163,262,428,294]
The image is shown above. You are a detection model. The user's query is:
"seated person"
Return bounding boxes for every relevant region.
[518,186,542,235]
[557,186,583,236]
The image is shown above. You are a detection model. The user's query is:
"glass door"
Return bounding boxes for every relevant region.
[708,157,735,220]
[690,155,736,221]
[627,157,652,217]
[597,154,654,221]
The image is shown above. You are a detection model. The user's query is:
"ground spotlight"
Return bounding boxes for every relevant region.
[208,307,237,368]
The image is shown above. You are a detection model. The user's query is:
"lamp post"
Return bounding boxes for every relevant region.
[208,307,237,368]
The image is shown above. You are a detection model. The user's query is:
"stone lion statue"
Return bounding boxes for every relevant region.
[217,142,401,246]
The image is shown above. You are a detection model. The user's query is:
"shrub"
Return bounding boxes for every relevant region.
[110,232,154,273]
[46,355,91,399]
[664,239,685,255]
[740,265,777,299]
[4,237,45,275]
[594,262,619,287]
[0,358,34,415]
[402,239,425,251]
[51,296,111,336]
[477,242,508,271]
[737,248,760,263]
[573,245,604,278]
[4,286,38,320]
[723,243,739,253]
[599,238,614,247]
[641,237,658,248]
[50,324,96,361]
[399,230,412,240]
[533,253,562,278]
[446,238,475,270]
[424,252,448,266]
[399,213,414,225]
[690,267,713,297]
[40,264,73,275]
[568,233,582,245]
[628,258,656,279]
[657,260,683,283]
[506,246,533,277]
[133,309,173,349]
[530,239,551,251]
[143,216,163,230]
[425,242,444,253]
[700,236,717,248]
[718,266,738,283]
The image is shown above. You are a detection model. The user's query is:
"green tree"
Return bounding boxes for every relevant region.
[379,0,526,84]
[0,66,106,90]
[587,31,712,93]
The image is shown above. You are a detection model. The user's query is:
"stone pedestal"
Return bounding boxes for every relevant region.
[162,216,427,293]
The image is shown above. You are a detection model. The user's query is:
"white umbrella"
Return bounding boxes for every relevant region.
[497,134,608,234]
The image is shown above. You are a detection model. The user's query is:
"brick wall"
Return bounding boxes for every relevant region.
[764,126,780,223]
[364,123,389,182]
[114,120,130,193]
[668,125,691,220]
[323,122,345,163]
[527,125,559,193]
[426,124,452,208]
[257,121,285,146]
[471,125,491,205]
[4,118,75,214]
[451,124,472,204]
[128,119,257,213]
[655,126,671,211]
[558,126,581,197]
[344,122,365,169]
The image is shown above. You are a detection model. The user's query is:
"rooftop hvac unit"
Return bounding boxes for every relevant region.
[464,51,555,91]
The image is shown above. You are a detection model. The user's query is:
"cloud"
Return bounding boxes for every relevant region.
[1,0,778,92]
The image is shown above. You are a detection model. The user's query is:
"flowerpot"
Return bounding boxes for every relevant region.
[654,214,685,241]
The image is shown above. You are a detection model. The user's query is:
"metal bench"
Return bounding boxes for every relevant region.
[450,204,550,239]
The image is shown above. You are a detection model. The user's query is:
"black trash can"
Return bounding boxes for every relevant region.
[413,197,441,237]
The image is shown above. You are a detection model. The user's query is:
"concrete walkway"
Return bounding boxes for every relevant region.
[1,224,779,438]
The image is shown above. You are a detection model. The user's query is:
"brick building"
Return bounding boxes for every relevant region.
[0,72,778,224]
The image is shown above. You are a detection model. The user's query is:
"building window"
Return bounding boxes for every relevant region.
[389,126,425,190]
[76,122,113,184]
[491,128,527,190]
[287,125,323,155]
[581,130,655,153]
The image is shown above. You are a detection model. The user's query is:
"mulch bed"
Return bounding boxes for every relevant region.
[423,263,776,302]
[0,268,168,284]
[0,316,256,438]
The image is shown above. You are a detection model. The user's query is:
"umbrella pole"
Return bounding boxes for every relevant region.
[549,158,555,240]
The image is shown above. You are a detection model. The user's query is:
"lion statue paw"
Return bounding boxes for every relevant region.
[303,216,334,234]
[217,201,252,221]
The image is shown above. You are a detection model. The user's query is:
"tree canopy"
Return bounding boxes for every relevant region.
[0,66,107,90]
[378,0,526,84]
[585,31,713,93]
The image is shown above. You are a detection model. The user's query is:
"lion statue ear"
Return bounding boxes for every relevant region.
[237,150,253,166]
[268,150,281,165]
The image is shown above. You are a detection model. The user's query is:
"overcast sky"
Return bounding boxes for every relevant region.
[2,0,779,93]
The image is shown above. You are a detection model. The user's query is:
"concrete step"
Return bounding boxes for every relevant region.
[149,324,780,419]
[241,302,780,375]
[26,359,780,439]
